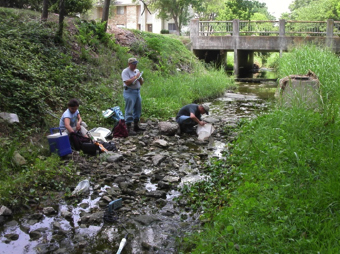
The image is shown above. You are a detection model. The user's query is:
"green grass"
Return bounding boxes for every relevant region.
[179,45,340,253]
[0,138,78,205]
[142,68,232,118]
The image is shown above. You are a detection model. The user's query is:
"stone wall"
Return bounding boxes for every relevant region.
[126,6,138,29]
[112,7,127,27]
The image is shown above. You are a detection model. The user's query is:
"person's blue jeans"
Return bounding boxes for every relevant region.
[176,116,197,133]
[123,88,142,124]
[176,115,191,124]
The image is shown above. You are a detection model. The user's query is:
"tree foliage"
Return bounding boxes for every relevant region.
[219,0,268,20]
[289,0,314,12]
[193,0,225,21]
[149,0,203,35]
[0,0,42,10]
[49,0,93,16]
[0,0,93,16]
[289,0,340,21]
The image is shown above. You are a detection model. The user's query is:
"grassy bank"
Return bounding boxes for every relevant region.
[180,45,340,253]
[0,7,235,207]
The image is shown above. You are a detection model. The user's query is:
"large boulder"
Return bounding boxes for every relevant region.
[158,121,179,136]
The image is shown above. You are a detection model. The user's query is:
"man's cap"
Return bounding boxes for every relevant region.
[128,58,138,64]
[202,104,209,115]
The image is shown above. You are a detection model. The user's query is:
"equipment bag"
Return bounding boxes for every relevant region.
[81,142,101,155]
[99,141,117,151]
[113,119,128,138]
[69,132,100,155]
[102,106,125,122]
[69,132,90,150]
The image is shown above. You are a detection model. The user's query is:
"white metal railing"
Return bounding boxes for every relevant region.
[285,21,327,36]
[334,21,340,36]
[199,21,233,36]
[198,20,337,37]
[239,20,279,36]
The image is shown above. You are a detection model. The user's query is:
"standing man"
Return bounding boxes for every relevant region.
[176,103,209,134]
[122,57,146,136]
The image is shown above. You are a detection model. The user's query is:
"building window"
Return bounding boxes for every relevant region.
[147,24,152,32]
[168,23,176,31]
[117,6,124,15]
[138,24,141,30]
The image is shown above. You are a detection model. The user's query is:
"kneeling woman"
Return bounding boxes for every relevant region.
[59,98,88,137]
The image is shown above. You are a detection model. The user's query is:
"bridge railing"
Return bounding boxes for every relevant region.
[285,21,327,36]
[197,19,339,37]
[334,21,340,36]
[199,21,233,36]
[239,20,279,36]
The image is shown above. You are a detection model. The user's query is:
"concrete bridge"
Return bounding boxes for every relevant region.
[189,19,340,78]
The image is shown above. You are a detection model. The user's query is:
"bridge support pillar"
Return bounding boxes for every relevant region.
[234,50,254,78]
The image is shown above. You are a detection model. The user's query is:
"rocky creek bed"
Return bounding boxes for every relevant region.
[0,82,276,254]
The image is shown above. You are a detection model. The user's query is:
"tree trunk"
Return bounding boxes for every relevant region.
[173,14,180,36]
[56,0,65,41]
[41,0,48,21]
[102,0,111,32]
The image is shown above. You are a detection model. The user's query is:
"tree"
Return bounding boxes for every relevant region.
[41,0,49,21]
[290,0,340,21]
[56,0,66,41]
[289,0,314,12]
[148,0,203,35]
[193,0,225,21]
[49,0,93,16]
[102,0,111,32]
[49,0,93,41]
[220,0,267,20]
[0,0,42,10]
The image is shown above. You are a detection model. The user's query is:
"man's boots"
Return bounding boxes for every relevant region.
[134,119,146,132]
[126,123,137,136]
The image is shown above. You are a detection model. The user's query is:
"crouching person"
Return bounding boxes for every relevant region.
[176,103,209,134]
[59,98,88,137]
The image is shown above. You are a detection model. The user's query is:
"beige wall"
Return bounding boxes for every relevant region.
[126,6,138,29]
[89,2,172,34]
[113,6,127,26]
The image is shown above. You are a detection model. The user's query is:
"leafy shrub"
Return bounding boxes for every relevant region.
[75,20,116,49]
[49,0,93,16]
[160,29,169,34]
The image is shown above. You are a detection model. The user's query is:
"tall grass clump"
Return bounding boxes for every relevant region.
[278,44,340,122]
[180,45,340,253]
[142,68,235,118]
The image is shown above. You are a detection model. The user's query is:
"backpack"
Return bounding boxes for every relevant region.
[102,106,125,122]
[69,132,101,155]
[110,106,125,122]
[113,119,128,138]
[69,132,91,151]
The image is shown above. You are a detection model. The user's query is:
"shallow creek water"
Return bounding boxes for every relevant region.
[0,81,277,254]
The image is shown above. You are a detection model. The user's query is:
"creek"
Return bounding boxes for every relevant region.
[0,80,277,254]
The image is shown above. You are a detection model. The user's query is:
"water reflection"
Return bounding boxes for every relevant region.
[205,79,277,159]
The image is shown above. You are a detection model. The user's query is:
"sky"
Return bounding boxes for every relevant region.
[259,0,295,19]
